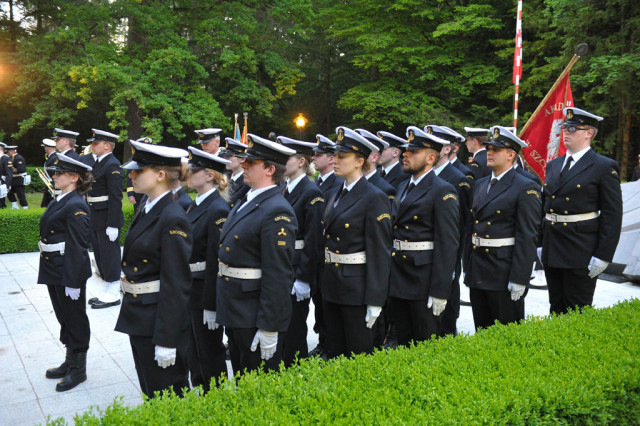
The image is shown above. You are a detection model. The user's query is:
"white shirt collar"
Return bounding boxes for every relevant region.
[237,185,277,211]
[491,167,511,181]
[56,191,71,202]
[472,148,486,159]
[97,152,111,162]
[318,170,334,181]
[171,187,181,194]
[409,168,432,186]
[450,157,459,164]
[195,187,217,206]
[383,161,400,175]
[433,161,449,176]
[286,174,306,193]
[231,170,244,181]
[564,146,591,166]
[342,176,362,192]
[364,169,377,180]
[145,190,171,213]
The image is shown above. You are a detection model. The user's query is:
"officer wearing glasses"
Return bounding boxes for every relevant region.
[540,107,623,315]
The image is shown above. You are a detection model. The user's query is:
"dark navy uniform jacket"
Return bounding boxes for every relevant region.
[390,171,459,301]
[0,154,13,187]
[316,171,343,200]
[322,178,392,307]
[173,188,192,211]
[87,153,124,230]
[186,190,230,311]
[37,191,92,288]
[467,149,491,181]
[450,157,473,180]
[115,194,193,349]
[465,168,541,291]
[10,154,27,186]
[79,153,96,167]
[381,162,410,190]
[216,186,298,332]
[284,176,325,294]
[541,149,622,269]
[367,169,396,203]
[228,173,250,208]
[515,164,542,186]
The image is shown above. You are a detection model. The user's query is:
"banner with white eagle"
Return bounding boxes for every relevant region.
[520,73,573,180]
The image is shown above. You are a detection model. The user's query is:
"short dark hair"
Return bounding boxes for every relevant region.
[264,160,286,184]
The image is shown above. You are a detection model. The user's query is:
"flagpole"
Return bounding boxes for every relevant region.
[512,0,523,130]
[518,43,588,137]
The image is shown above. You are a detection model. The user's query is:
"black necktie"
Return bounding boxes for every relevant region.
[334,188,348,207]
[283,188,290,198]
[317,178,323,187]
[401,182,415,202]
[380,169,387,177]
[236,195,248,210]
[560,156,573,178]
[186,200,197,214]
[487,178,498,194]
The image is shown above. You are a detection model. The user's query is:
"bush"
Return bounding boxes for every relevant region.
[0,204,135,254]
[68,300,640,424]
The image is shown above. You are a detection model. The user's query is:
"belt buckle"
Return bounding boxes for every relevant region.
[548,213,558,222]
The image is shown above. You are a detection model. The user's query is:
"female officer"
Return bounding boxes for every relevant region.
[185,146,231,391]
[39,153,94,392]
[115,140,193,398]
[321,127,392,359]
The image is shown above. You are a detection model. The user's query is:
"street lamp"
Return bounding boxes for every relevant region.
[294,113,307,139]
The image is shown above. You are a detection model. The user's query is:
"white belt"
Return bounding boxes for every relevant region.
[16,172,28,177]
[471,236,515,247]
[295,240,305,250]
[219,262,262,279]
[87,195,109,202]
[545,211,600,223]
[393,240,434,251]
[325,250,366,264]
[38,241,65,255]
[121,279,160,294]
[190,261,206,272]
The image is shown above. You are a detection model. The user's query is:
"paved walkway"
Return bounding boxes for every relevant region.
[1,251,639,425]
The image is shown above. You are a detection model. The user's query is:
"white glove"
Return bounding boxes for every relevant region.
[250,330,278,360]
[291,279,311,302]
[202,309,219,330]
[507,282,527,301]
[65,287,80,300]
[105,227,119,242]
[588,256,609,278]
[154,345,177,369]
[365,305,382,328]
[427,296,447,316]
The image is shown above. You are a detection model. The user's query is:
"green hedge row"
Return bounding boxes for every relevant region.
[65,300,640,424]
[0,205,135,253]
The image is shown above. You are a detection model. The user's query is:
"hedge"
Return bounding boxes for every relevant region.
[0,204,135,253]
[62,300,640,424]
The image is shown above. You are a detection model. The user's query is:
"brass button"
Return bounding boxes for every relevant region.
[475,220,479,224]
[405,226,409,230]
[336,251,340,254]
[552,195,555,199]
[226,247,230,252]
[413,216,418,220]
[234,235,239,240]
[485,235,490,238]
[130,280,135,284]
[225,277,230,282]
[563,223,567,227]
[45,256,49,260]
[336,237,340,242]
[551,222,556,226]
[219,244,222,248]
[473,245,477,250]
[402,255,407,259]
[544,183,548,187]
[564,211,568,215]
[334,263,339,268]
[143,259,148,263]
[344,224,349,229]
[473,233,477,237]
[393,226,398,229]
[122,261,127,266]
[326,235,330,239]
[565,197,570,201]
[577,185,581,189]
[550,209,554,213]
[392,252,396,257]
[497,211,501,214]
[485,249,489,253]
[43,238,47,243]
[133,267,138,272]
[133,294,137,298]
[487,222,491,226]
[50,230,55,234]
[325,260,328,264]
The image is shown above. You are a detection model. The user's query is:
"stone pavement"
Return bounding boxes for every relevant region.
[1,251,639,425]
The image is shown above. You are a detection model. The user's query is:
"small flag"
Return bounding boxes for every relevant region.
[241,114,248,145]
[234,114,241,141]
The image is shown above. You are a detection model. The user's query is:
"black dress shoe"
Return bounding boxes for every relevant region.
[87,297,99,305]
[90,299,121,309]
[56,351,87,392]
[46,348,72,379]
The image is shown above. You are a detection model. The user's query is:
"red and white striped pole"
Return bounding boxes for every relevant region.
[513,0,523,130]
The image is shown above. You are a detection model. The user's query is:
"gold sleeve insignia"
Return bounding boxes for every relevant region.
[169,230,187,238]
[310,197,324,205]
[459,182,471,188]
[377,213,391,222]
[277,241,286,247]
[612,170,618,176]
[470,163,479,168]
[277,228,287,236]
[112,170,121,175]
[443,194,458,201]
[275,216,291,222]
[389,195,395,200]
[526,189,540,198]
[215,218,226,225]
[74,211,87,216]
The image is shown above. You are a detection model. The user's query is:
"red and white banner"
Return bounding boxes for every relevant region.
[521,73,573,180]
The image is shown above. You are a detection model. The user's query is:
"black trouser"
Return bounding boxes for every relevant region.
[441,277,461,336]
[389,297,441,346]
[225,328,285,377]
[129,332,190,399]
[0,196,5,208]
[469,288,525,330]
[47,285,90,351]
[283,295,310,366]
[312,290,327,348]
[90,228,121,282]
[7,184,27,206]
[187,305,228,391]
[323,301,372,359]
[42,190,54,208]
[544,266,597,315]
